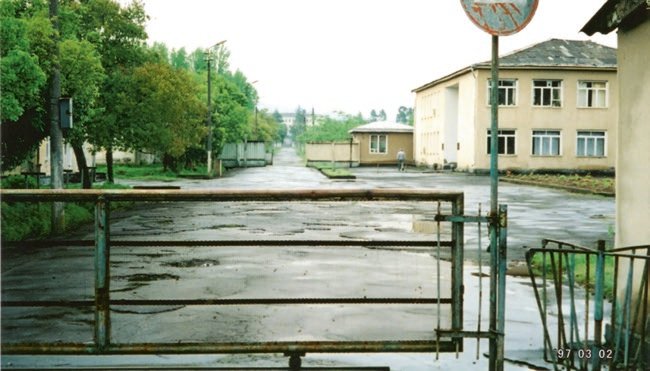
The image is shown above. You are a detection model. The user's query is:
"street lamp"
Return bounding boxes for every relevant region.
[206,40,227,177]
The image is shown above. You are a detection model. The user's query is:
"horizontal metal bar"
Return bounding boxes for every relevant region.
[111,240,453,248]
[434,215,490,223]
[2,297,453,307]
[541,238,595,252]
[4,368,391,371]
[3,240,453,248]
[435,329,493,339]
[0,189,464,203]
[1,340,462,355]
[3,240,94,248]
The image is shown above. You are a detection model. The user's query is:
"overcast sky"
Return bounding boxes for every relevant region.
[138,0,616,119]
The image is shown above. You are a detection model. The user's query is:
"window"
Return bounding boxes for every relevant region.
[578,81,607,108]
[577,131,606,156]
[370,134,387,154]
[488,79,517,106]
[533,80,562,107]
[487,130,516,155]
[532,130,561,156]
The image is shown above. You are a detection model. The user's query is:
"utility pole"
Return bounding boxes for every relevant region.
[50,0,65,234]
[205,40,226,178]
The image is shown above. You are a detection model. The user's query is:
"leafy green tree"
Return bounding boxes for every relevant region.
[291,106,307,142]
[114,62,206,171]
[211,75,249,153]
[396,106,414,125]
[78,0,149,182]
[1,1,52,170]
[299,112,365,142]
[59,38,104,188]
[170,47,190,70]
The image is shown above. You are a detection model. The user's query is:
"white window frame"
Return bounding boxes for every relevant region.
[487,79,518,106]
[369,134,387,154]
[532,80,563,107]
[487,129,516,155]
[576,130,607,157]
[532,130,561,156]
[577,81,608,108]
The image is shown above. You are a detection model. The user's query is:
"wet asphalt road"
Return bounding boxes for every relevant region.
[1,147,615,370]
[120,146,615,262]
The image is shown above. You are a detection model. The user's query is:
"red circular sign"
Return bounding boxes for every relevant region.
[460,0,539,36]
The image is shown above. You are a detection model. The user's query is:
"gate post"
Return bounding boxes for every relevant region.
[94,195,111,350]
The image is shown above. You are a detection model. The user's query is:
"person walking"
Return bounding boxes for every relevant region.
[397,149,405,172]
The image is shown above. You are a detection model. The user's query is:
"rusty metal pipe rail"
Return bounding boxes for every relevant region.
[1,188,468,364]
[1,340,460,355]
[0,188,464,202]
[3,239,453,248]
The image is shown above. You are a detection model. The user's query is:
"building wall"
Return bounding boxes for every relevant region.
[616,20,650,249]
[305,142,360,166]
[414,72,477,168]
[352,132,413,165]
[414,66,617,172]
[473,68,617,172]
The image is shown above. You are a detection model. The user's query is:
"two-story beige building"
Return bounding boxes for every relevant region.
[412,39,618,173]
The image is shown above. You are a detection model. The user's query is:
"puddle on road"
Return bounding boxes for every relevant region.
[162,259,220,268]
[113,273,180,282]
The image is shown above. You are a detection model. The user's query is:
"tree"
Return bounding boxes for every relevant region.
[396,106,414,125]
[1,3,51,170]
[170,47,190,70]
[59,39,105,188]
[78,0,149,182]
[114,62,206,172]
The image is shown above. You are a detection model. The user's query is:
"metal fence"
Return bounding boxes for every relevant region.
[526,239,650,371]
[1,189,507,368]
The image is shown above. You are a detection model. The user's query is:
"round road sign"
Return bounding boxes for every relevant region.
[460,0,539,36]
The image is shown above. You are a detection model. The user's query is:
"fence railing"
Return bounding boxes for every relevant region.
[526,239,650,371]
[2,188,505,368]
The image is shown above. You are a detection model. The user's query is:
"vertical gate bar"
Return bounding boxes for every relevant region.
[94,195,111,350]
[624,257,634,367]
[614,256,635,366]
[452,194,464,354]
[566,250,582,366]
[632,260,648,365]
[611,253,619,367]
[527,249,558,369]
[435,201,442,361]
[496,205,507,371]
[477,203,483,360]
[592,240,605,371]
[585,251,590,357]
[542,244,550,362]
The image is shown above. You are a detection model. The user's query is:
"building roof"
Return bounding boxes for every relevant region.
[413,39,617,93]
[349,121,414,134]
[581,0,647,36]
[476,39,617,68]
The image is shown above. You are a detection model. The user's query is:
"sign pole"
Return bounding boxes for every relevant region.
[488,33,502,371]
[459,2,537,370]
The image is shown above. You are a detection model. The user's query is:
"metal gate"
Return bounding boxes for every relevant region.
[526,239,650,370]
[1,189,507,369]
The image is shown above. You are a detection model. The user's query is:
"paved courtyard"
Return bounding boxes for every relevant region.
[1,147,615,370]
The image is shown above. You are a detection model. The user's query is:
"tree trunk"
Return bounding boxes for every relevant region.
[72,144,91,189]
[106,149,114,183]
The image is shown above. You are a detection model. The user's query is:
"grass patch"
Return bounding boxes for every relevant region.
[1,176,133,242]
[96,163,218,181]
[529,251,616,300]
[310,164,356,179]
[504,173,615,194]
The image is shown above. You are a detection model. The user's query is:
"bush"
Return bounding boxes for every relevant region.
[1,175,37,189]
[1,182,133,242]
